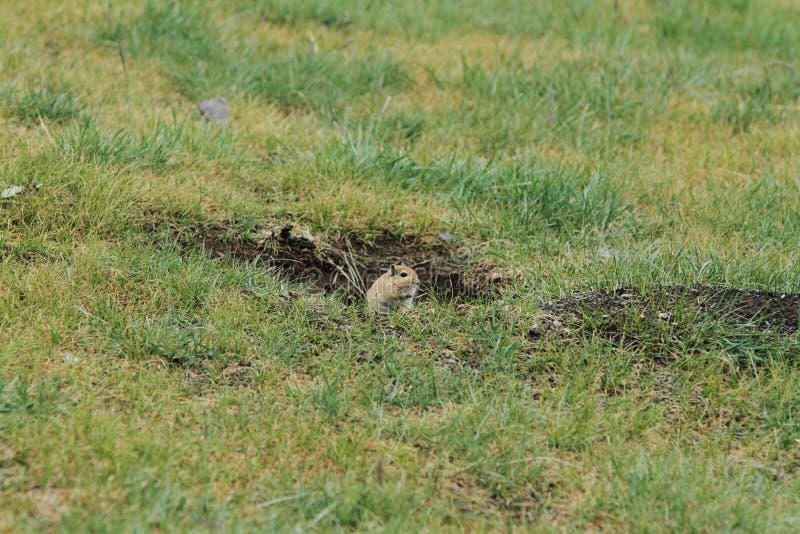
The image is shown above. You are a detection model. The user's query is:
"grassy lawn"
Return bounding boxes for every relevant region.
[2,0,800,531]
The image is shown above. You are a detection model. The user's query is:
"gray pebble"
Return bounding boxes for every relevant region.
[596,246,618,260]
[198,96,230,126]
[62,352,80,363]
[1,186,25,199]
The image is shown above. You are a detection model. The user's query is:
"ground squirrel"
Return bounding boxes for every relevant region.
[366,264,420,312]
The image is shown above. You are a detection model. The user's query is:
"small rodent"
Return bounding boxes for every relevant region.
[366,264,420,312]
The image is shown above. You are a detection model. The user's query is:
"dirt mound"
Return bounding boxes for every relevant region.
[531,285,800,338]
[144,212,514,301]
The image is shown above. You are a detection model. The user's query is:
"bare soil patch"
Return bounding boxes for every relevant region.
[531,285,800,339]
[143,211,513,301]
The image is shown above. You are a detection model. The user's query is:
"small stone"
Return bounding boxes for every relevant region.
[62,352,80,363]
[440,349,458,366]
[596,246,618,260]
[198,96,230,126]
[658,312,672,320]
[1,186,25,199]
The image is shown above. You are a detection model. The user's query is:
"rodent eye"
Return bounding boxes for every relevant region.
[400,272,408,277]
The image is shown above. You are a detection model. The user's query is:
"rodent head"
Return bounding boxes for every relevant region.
[389,264,419,298]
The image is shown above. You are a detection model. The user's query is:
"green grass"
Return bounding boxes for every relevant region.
[3,0,800,531]
[98,1,408,110]
[2,84,85,125]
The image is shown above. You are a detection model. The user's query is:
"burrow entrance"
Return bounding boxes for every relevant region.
[144,212,514,302]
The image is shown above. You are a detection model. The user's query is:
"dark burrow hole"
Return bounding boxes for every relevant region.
[531,285,800,347]
[143,212,514,302]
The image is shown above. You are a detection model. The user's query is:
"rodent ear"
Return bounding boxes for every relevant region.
[390,264,397,276]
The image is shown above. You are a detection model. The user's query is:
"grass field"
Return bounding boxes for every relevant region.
[2,0,800,531]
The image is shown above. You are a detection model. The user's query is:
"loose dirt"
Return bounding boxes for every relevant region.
[531,285,800,338]
[143,211,514,301]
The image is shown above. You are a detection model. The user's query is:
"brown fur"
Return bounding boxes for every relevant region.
[366,264,420,312]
